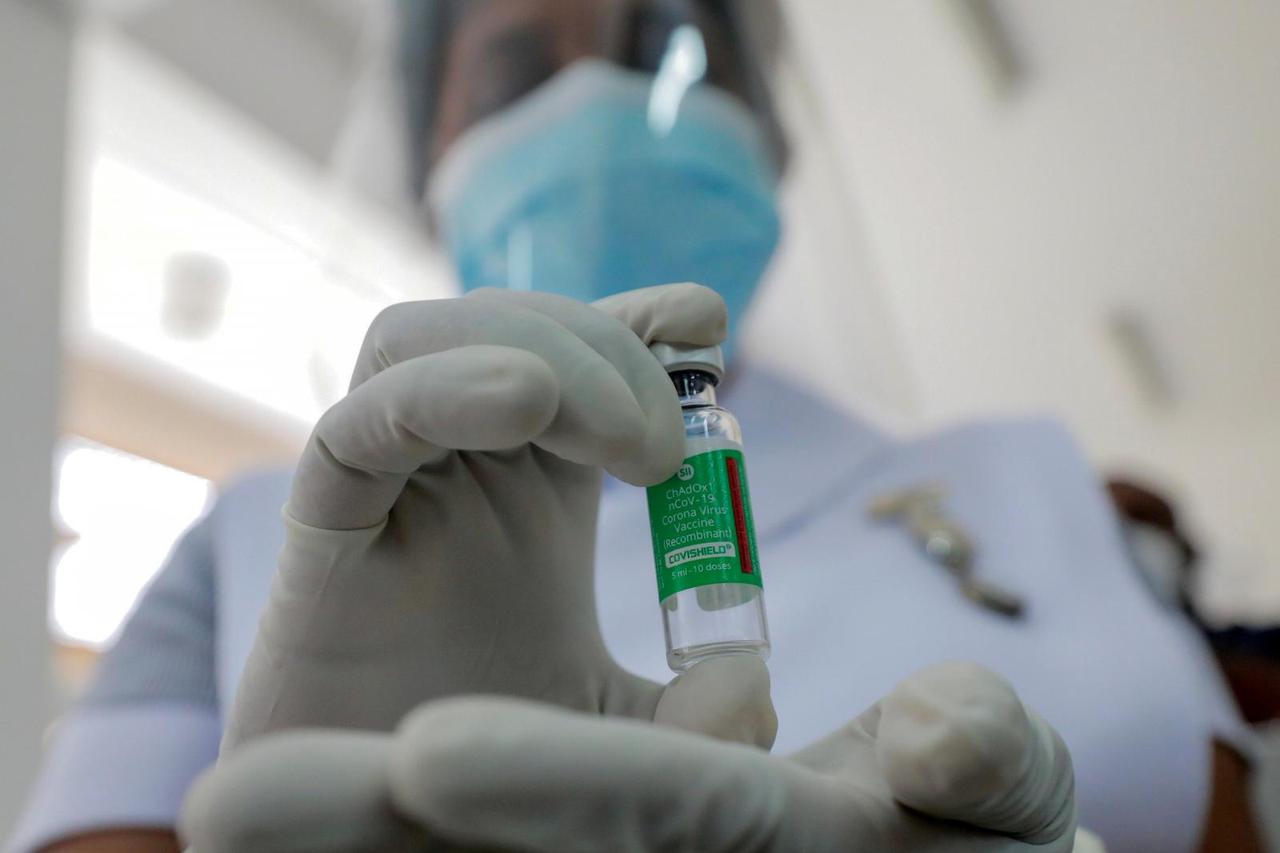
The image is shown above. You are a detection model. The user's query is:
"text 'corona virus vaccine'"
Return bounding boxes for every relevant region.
[646,342,771,672]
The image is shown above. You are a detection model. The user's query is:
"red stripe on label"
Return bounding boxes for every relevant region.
[725,456,754,575]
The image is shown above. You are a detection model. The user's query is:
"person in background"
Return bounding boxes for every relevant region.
[1109,476,1280,725]
[8,2,1261,851]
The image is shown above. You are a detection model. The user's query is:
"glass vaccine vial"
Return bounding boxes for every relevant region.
[646,342,770,672]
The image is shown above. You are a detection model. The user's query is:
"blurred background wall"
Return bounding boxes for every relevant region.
[776,1,1280,629]
[1,0,1277,843]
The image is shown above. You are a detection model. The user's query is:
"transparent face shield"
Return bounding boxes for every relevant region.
[408,0,785,345]
[410,0,787,172]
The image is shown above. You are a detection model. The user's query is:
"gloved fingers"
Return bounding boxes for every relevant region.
[467,285,724,484]
[350,298,651,462]
[346,293,680,485]
[873,662,1077,845]
[292,318,661,531]
[590,282,728,349]
[653,653,777,749]
[390,694,1073,853]
[473,281,732,481]
[389,696,787,853]
[180,730,432,853]
[291,344,568,529]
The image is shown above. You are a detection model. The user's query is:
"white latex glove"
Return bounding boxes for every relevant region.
[222,283,774,752]
[189,283,1088,851]
[184,662,1086,852]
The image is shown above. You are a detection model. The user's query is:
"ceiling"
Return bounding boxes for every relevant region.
[102,0,369,163]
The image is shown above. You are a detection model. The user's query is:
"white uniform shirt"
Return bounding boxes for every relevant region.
[8,367,1248,853]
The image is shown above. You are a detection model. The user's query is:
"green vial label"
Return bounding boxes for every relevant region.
[646,448,763,601]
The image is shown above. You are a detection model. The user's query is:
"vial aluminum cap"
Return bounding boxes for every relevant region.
[649,341,724,381]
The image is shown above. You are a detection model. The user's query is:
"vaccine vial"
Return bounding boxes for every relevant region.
[645,342,771,672]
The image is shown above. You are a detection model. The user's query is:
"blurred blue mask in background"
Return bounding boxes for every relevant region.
[427,59,781,348]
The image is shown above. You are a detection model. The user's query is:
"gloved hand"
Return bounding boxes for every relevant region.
[192,282,1091,851]
[183,662,1090,852]
[223,282,775,750]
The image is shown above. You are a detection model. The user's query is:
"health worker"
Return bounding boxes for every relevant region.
[9,2,1256,852]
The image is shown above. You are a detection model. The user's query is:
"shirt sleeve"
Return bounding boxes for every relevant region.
[6,512,224,853]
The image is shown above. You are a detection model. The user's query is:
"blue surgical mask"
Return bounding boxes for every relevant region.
[427,59,781,348]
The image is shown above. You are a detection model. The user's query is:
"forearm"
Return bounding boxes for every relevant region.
[41,829,180,853]
[1197,740,1264,853]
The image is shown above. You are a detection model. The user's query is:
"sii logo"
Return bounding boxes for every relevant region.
[676,463,695,481]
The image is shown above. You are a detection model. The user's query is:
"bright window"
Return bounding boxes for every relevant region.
[51,439,212,649]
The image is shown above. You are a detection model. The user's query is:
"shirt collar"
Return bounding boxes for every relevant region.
[607,363,891,531]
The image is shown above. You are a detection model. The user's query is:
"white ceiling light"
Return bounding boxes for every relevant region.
[161,250,231,340]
